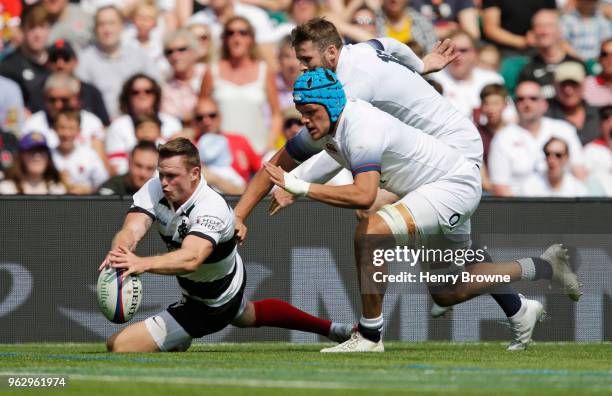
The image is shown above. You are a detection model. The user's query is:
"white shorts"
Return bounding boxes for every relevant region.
[396,161,482,249]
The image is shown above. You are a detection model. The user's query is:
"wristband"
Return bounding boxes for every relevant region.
[283,172,311,196]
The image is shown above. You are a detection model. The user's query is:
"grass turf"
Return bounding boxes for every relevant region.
[0,342,610,395]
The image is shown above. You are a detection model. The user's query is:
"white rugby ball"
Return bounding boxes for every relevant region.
[97,267,143,324]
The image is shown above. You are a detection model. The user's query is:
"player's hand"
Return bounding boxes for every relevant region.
[422,39,459,74]
[98,252,113,271]
[109,246,148,281]
[264,162,310,196]
[235,216,248,244]
[269,188,296,216]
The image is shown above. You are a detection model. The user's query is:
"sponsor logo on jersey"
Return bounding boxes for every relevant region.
[196,215,225,232]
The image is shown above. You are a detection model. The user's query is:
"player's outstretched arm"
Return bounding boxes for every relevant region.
[372,37,458,74]
[266,163,379,209]
[99,212,152,270]
[234,147,299,241]
[110,235,214,280]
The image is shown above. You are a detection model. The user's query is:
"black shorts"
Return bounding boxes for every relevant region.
[167,267,247,338]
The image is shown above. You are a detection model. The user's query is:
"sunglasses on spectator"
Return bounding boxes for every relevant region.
[544,150,566,159]
[164,46,189,56]
[226,29,250,37]
[46,95,72,104]
[131,88,155,96]
[195,112,218,121]
[284,118,303,129]
[600,51,612,58]
[516,96,541,102]
[198,34,209,41]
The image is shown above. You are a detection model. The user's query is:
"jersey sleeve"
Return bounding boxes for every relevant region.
[365,38,425,74]
[128,178,161,220]
[345,123,383,176]
[285,127,323,163]
[188,200,233,246]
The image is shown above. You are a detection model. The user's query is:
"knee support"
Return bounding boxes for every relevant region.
[377,204,412,246]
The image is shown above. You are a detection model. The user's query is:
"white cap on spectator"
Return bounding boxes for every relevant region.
[554,62,586,84]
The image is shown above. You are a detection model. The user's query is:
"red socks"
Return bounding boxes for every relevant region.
[252,298,331,336]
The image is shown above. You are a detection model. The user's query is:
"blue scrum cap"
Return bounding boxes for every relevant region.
[293,68,346,123]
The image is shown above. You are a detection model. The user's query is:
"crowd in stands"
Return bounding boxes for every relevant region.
[0,0,610,197]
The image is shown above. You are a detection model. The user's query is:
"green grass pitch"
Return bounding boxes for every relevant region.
[0,342,611,395]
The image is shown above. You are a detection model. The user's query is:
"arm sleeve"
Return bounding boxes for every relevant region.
[366,38,425,74]
[285,127,323,163]
[129,179,160,219]
[188,204,233,246]
[291,151,344,184]
[346,126,383,176]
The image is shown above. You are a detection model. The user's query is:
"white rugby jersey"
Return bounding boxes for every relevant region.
[286,99,465,197]
[130,176,243,307]
[335,39,483,164]
[51,145,108,189]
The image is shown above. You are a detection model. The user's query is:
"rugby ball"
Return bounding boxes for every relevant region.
[97,267,143,324]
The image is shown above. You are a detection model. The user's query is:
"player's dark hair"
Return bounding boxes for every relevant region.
[291,18,343,52]
[158,138,200,170]
[21,4,50,30]
[480,83,508,101]
[543,137,569,155]
[133,113,162,129]
[53,109,81,127]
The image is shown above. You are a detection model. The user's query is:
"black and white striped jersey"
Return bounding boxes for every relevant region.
[129,176,244,307]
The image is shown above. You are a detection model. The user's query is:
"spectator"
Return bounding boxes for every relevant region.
[274,0,323,42]
[193,97,261,183]
[583,105,612,195]
[122,0,168,78]
[482,0,556,57]
[561,0,612,61]
[51,109,108,194]
[161,29,204,122]
[0,127,19,180]
[45,39,110,126]
[478,43,502,72]
[584,38,612,107]
[488,80,587,196]
[76,5,160,119]
[518,9,584,100]
[0,132,67,194]
[98,140,159,195]
[547,61,602,144]
[106,73,182,175]
[431,29,507,119]
[184,0,277,65]
[411,0,480,40]
[378,0,437,51]
[520,137,589,196]
[275,35,301,113]
[186,22,213,66]
[0,0,22,56]
[477,83,509,192]
[326,4,378,44]
[0,75,24,134]
[350,5,379,37]
[41,0,93,51]
[22,73,106,158]
[134,113,163,144]
[197,132,246,195]
[0,4,51,112]
[200,16,282,154]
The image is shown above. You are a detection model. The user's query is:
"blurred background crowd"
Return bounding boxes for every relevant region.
[0,0,610,197]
